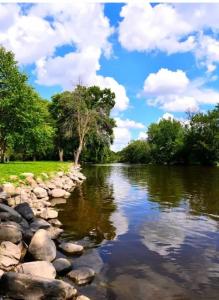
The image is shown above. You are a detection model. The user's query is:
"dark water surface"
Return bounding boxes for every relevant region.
[58,164,219,300]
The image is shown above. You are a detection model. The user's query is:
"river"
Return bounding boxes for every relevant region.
[58,164,219,300]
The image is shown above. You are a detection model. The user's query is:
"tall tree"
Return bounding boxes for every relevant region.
[51,85,116,164]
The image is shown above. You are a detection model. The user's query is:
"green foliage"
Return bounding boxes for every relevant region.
[148,118,185,164]
[119,140,151,163]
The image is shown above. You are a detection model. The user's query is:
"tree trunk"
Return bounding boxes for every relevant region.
[74,142,83,165]
[0,144,6,163]
[58,148,64,162]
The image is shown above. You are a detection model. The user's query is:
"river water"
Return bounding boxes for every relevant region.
[58,164,219,300]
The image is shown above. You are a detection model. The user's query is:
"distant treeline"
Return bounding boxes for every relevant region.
[0,46,116,163]
[118,106,219,166]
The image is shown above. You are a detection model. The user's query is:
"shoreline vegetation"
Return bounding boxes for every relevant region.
[0,164,92,300]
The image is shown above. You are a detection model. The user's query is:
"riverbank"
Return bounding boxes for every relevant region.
[0,164,92,300]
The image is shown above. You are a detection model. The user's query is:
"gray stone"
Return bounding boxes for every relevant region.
[47,226,63,239]
[0,203,22,223]
[51,188,66,198]
[59,242,84,255]
[67,267,95,285]
[0,191,8,201]
[15,202,34,222]
[16,261,56,279]
[0,222,22,243]
[28,229,56,262]
[30,218,51,232]
[33,187,48,199]
[0,272,77,300]
[53,258,72,274]
[0,241,21,271]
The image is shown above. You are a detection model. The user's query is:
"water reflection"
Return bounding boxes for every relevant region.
[58,164,219,300]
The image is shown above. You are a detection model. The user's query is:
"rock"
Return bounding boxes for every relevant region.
[0,269,4,278]
[48,218,62,227]
[59,242,84,255]
[2,183,16,196]
[0,272,77,300]
[0,191,8,201]
[16,261,56,279]
[33,187,48,199]
[51,188,66,198]
[53,258,72,275]
[28,229,56,262]
[40,208,58,219]
[51,198,66,206]
[77,296,91,300]
[30,218,51,232]
[57,171,64,177]
[64,192,71,199]
[47,226,63,239]
[67,267,95,285]
[0,222,22,243]
[15,202,34,222]
[0,203,22,223]
[0,241,21,271]
[17,241,27,260]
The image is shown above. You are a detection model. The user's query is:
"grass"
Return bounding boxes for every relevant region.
[0,161,72,184]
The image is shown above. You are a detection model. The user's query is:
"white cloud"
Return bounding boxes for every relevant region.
[114,117,145,129]
[0,3,129,112]
[118,2,219,72]
[158,113,175,122]
[138,131,148,140]
[143,68,219,112]
[111,127,131,152]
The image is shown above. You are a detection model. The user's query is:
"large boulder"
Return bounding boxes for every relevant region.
[0,203,22,223]
[28,229,56,262]
[51,188,66,198]
[59,242,84,255]
[16,261,56,279]
[53,258,72,275]
[67,267,95,285]
[0,241,21,271]
[15,202,34,222]
[0,222,22,243]
[33,187,48,199]
[0,272,77,300]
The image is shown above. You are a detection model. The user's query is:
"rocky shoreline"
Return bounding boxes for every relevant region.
[0,165,92,300]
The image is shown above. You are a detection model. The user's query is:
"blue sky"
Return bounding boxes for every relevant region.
[1,2,219,150]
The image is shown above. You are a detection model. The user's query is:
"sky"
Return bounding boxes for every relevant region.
[1,2,219,151]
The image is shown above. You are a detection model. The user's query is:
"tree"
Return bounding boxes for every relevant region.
[119,140,151,163]
[147,119,185,164]
[51,85,116,164]
[184,105,219,165]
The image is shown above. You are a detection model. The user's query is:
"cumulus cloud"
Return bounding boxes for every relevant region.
[118,2,219,72]
[143,68,219,112]
[111,127,131,152]
[114,117,145,129]
[138,131,148,140]
[0,3,129,112]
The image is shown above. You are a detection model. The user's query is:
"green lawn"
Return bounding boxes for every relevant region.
[0,161,72,183]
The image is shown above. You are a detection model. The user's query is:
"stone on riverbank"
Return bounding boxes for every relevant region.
[0,203,22,223]
[28,229,56,262]
[0,272,77,300]
[48,218,62,227]
[0,222,22,243]
[2,183,16,196]
[47,226,63,239]
[15,202,34,222]
[40,208,58,219]
[51,188,66,198]
[59,242,84,255]
[0,241,21,271]
[33,187,48,199]
[67,267,95,285]
[53,258,72,275]
[30,218,51,232]
[16,261,56,279]
[77,296,91,300]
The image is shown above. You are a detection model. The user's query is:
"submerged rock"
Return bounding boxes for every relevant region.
[16,261,56,279]
[67,267,95,285]
[59,242,84,255]
[28,229,56,262]
[0,272,77,300]
[53,258,72,275]
[0,241,21,271]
